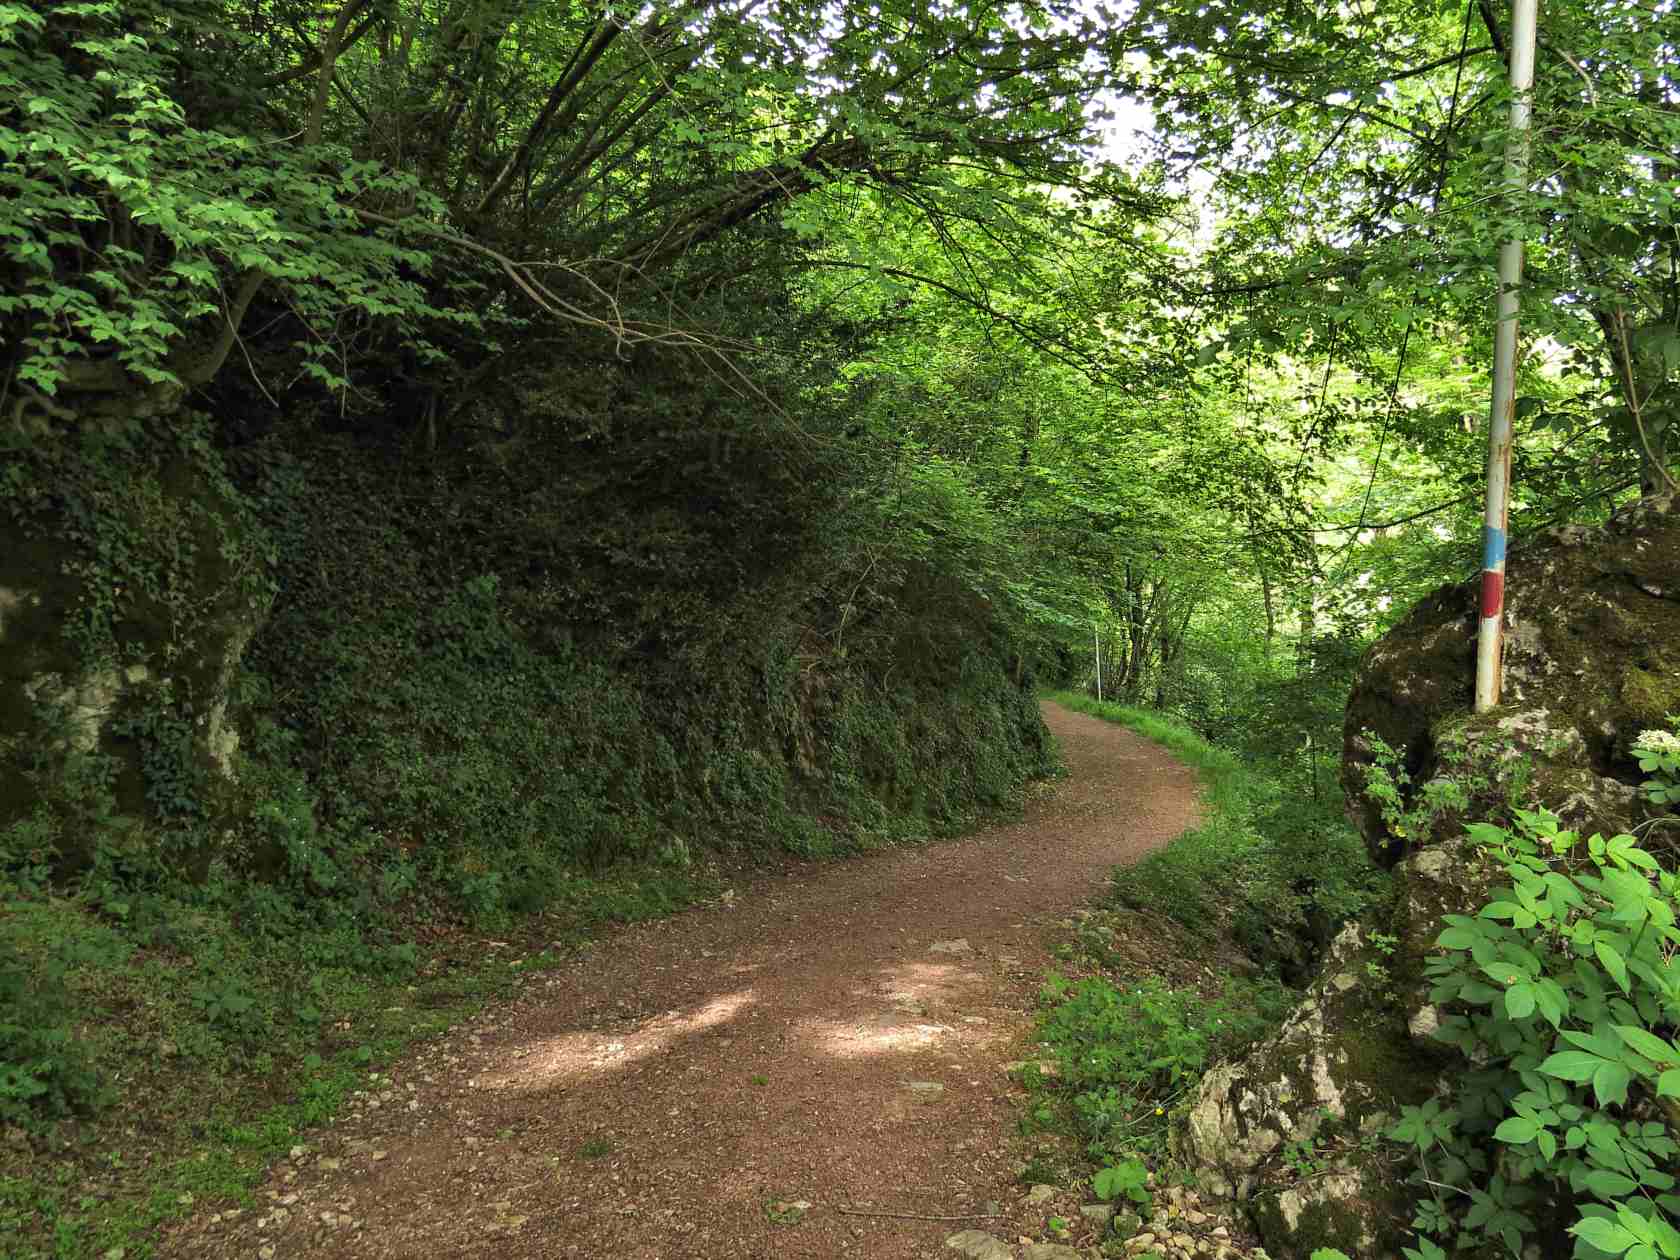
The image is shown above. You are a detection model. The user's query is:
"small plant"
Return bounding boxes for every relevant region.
[1091,1157,1153,1217]
[0,927,126,1128]
[765,1197,811,1225]
[1035,971,1286,1157]
[1360,732,1475,845]
[1281,1134,1327,1178]
[1311,1242,1447,1260]
[578,1137,614,1160]
[1634,725,1680,808]
[189,976,262,1039]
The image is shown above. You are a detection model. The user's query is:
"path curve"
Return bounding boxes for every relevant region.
[162,701,1201,1260]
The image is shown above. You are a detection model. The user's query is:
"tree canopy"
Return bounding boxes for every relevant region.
[6,0,1676,740]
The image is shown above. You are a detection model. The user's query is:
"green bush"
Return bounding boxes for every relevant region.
[0,909,126,1128]
[1389,808,1680,1259]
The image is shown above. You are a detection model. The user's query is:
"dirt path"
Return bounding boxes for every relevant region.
[161,701,1201,1260]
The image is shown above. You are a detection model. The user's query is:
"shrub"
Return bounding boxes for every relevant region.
[0,910,126,1128]
[1389,808,1680,1258]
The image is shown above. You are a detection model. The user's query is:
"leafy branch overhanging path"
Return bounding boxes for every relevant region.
[161,703,1200,1260]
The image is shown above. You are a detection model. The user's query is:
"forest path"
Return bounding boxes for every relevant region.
[161,701,1201,1260]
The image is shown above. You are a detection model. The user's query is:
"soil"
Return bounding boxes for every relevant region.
[158,700,1202,1260]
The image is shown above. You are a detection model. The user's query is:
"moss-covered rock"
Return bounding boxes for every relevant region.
[1,424,273,872]
[1248,1158,1413,1259]
[1185,495,1680,1257]
[1180,921,1438,1256]
[1342,492,1680,856]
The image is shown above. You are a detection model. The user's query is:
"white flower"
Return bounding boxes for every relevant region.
[1633,729,1680,756]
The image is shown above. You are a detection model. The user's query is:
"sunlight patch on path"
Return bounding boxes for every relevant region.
[476,988,756,1093]
[796,958,993,1058]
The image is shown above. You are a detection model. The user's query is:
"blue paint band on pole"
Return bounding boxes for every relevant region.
[1481,524,1507,572]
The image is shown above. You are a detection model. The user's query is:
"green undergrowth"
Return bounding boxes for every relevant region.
[1048,691,1384,979]
[1025,968,1292,1161]
[0,857,710,1260]
[0,419,1053,1260]
[1021,693,1386,1238]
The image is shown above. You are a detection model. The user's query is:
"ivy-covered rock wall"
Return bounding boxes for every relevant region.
[1,355,1054,922]
[1,421,274,875]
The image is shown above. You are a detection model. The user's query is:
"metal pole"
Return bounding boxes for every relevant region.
[1094,623,1103,703]
[1475,0,1539,713]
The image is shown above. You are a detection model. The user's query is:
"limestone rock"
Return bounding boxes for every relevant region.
[946,1229,1014,1260]
[1180,920,1430,1254]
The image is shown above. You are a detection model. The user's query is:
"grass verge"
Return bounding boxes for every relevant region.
[1,775,1057,1260]
[1017,693,1384,1236]
[0,861,719,1259]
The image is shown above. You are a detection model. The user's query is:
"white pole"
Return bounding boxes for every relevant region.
[1094,623,1103,703]
[1475,0,1539,713]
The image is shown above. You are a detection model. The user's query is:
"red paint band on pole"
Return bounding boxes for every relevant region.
[1479,569,1505,619]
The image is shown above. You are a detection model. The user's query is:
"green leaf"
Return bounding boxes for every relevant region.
[1597,940,1631,992]
[1437,926,1480,950]
[1534,978,1569,1026]
[1613,1025,1676,1065]
[1492,1115,1540,1144]
[1504,983,1536,1020]
[1593,1060,1632,1107]
[1539,1050,1604,1082]
[1583,1169,1639,1199]
[1573,1216,1637,1252]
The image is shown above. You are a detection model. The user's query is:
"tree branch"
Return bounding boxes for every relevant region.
[473,15,634,218]
[800,258,1106,381]
[259,8,380,91]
